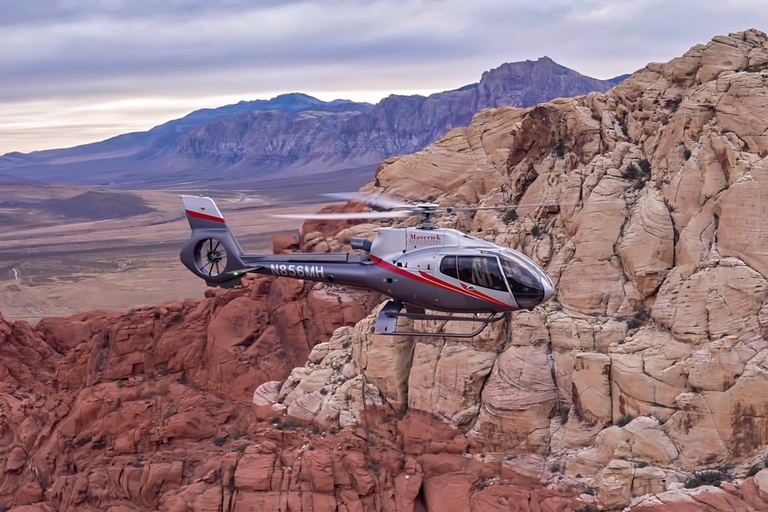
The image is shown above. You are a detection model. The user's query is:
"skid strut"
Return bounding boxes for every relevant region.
[375,300,507,338]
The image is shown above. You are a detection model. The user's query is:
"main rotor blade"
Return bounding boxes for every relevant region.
[446,205,516,213]
[446,198,626,213]
[323,192,411,210]
[273,210,413,220]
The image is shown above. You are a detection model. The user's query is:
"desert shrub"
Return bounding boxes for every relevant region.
[617,414,634,427]
[665,98,681,112]
[275,418,298,431]
[213,436,226,447]
[627,309,650,330]
[531,225,541,238]
[503,209,518,224]
[685,469,727,488]
[622,160,652,191]
[747,464,761,477]
[684,148,692,160]
[553,139,568,158]
[622,162,641,180]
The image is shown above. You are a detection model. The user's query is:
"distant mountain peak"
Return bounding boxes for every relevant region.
[268,92,323,105]
[0,57,627,188]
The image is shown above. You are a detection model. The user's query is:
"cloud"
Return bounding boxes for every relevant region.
[2,0,768,153]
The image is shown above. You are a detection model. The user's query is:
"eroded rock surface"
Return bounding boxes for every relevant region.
[255,28,768,511]
[5,29,768,511]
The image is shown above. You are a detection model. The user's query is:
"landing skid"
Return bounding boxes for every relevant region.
[375,300,507,338]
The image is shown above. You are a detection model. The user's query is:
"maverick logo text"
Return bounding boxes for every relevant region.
[409,233,442,246]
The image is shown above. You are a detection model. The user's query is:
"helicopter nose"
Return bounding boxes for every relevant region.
[540,276,555,305]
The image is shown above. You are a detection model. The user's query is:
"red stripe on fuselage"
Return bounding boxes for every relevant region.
[186,209,226,223]
[370,255,511,308]
[417,270,511,308]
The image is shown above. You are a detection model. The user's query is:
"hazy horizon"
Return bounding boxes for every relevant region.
[3,0,768,155]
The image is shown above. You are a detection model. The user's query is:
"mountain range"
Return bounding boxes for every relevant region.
[0,57,627,192]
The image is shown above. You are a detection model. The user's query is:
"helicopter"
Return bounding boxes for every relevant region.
[179,193,555,337]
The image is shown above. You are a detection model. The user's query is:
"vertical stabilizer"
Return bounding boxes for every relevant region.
[179,195,246,287]
[181,195,227,229]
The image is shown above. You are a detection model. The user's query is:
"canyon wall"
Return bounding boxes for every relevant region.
[4,29,768,511]
[258,28,768,511]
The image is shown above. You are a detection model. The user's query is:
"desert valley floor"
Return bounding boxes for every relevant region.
[0,184,325,322]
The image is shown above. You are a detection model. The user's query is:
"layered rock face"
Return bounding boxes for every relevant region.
[5,29,768,512]
[251,29,768,510]
[0,276,378,511]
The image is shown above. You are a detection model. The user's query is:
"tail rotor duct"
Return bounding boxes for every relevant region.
[194,238,228,277]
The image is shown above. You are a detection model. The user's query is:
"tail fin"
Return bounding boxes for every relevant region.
[179,195,246,288]
[181,195,227,229]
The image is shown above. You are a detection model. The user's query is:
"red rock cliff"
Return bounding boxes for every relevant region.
[6,29,768,512]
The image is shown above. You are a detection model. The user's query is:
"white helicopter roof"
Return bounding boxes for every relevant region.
[371,226,497,260]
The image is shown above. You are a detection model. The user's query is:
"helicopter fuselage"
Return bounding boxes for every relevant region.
[180,196,555,314]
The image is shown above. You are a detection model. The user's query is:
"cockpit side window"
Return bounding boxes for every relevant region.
[499,255,545,307]
[439,255,458,278]
[456,256,508,292]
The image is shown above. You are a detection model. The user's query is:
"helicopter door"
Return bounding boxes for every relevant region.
[456,255,508,292]
[437,254,510,309]
[437,254,470,308]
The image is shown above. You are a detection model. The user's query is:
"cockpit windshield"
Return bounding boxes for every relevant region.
[498,253,545,308]
[439,252,546,308]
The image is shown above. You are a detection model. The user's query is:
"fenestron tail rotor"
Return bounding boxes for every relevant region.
[194,238,228,277]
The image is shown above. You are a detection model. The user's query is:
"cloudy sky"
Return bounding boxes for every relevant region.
[2,0,767,155]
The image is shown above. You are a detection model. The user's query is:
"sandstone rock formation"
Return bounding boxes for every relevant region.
[250,28,768,511]
[4,29,768,512]
[0,276,377,511]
